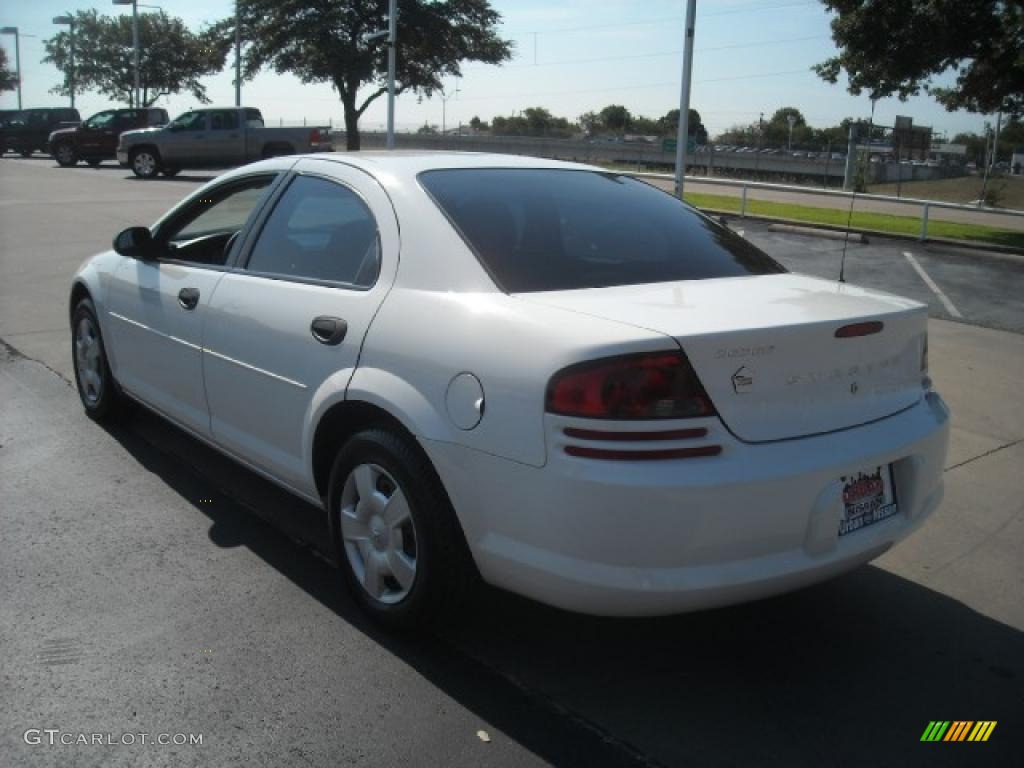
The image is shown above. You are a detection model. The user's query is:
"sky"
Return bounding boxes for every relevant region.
[0,0,1000,140]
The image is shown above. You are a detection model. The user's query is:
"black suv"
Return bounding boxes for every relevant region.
[49,107,169,167]
[1,108,81,157]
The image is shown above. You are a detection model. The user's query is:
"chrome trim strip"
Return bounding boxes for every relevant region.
[108,311,202,351]
[202,347,308,390]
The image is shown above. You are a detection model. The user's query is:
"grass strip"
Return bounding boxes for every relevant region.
[684,192,1024,249]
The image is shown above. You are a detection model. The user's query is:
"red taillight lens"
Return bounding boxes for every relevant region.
[546,352,716,420]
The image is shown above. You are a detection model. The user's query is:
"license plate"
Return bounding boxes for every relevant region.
[838,464,897,537]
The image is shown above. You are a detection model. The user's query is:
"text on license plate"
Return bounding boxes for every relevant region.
[838,463,897,537]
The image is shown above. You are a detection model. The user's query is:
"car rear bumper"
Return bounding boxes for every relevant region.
[422,391,950,616]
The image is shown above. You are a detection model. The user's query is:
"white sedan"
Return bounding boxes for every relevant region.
[69,153,950,626]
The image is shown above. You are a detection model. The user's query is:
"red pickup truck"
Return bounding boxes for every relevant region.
[48,107,169,167]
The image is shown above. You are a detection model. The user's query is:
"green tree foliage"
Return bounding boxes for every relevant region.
[0,47,16,93]
[815,0,1024,117]
[658,109,708,143]
[491,107,574,138]
[229,0,512,150]
[599,104,632,133]
[468,115,488,131]
[43,10,228,107]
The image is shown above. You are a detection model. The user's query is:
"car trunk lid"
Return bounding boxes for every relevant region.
[521,273,928,442]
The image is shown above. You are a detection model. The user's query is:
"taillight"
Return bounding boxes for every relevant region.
[546,352,717,420]
[309,129,322,147]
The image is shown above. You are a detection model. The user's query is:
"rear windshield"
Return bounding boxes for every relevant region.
[419,169,785,292]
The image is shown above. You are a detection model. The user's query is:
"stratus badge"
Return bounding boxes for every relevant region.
[732,365,753,394]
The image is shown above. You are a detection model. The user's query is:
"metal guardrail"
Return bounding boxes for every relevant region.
[630,172,1024,242]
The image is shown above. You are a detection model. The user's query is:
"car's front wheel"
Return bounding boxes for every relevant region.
[71,298,125,422]
[129,148,160,179]
[53,142,78,166]
[328,428,476,628]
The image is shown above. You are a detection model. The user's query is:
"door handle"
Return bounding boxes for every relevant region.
[310,316,347,346]
[178,287,200,310]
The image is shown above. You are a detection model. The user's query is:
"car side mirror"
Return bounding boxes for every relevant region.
[113,227,157,259]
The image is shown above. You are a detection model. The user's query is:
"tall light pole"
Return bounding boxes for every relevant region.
[386,0,397,149]
[112,0,139,107]
[0,27,22,109]
[440,80,460,137]
[786,113,796,151]
[234,1,241,106]
[673,0,696,198]
[52,15,76,109]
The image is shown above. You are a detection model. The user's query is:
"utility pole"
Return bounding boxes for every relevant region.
[52,16,76,109]
[386,0,397,149]
[843,122,857,191]
[112,0,141,107]
[990,109,1003,174]
[234,0,241,106]
[673,0,696,198]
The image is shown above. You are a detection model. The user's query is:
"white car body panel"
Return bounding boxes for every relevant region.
[70,152,950,616]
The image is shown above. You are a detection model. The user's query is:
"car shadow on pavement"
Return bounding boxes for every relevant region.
[103,406,1023,768]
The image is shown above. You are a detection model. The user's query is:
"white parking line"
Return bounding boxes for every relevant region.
[903,251,963,318]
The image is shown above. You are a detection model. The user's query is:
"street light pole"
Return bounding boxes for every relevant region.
[386,0,397,149]
[52,16,76,109]
[112,0,140,107]
[234,0,241,107]
[0,27,21,109]
[673,0,697,197]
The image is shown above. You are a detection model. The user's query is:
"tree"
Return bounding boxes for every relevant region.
[231,0,512,150]
[659,108,708,143]
[43,10,229,107]
[815,0,1024,117]
[599,104,632,133]
[468,115,488,132]
[491,107,574,138]
[0,47,16,94]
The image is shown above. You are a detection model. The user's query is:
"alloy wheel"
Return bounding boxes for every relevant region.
[74,315,104,405]
[340,463,418,605]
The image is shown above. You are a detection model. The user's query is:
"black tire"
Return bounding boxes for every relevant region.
[71,298,126,423]
[19,148,32,158]
[129,147,161,179]
[161,166,181,177]
[328,428,476,629]
[53,142,78,167]
[86,158,102,167]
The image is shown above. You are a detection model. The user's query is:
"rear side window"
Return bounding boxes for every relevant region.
[245,175,380,288]
[420,169,785,292]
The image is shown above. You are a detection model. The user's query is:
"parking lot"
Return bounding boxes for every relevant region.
[1,155,1022,767]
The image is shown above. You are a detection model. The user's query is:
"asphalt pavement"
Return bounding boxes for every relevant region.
[2,156,1023,767]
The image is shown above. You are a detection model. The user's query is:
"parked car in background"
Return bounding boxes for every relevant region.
[69,152,949,627]
[49,107,169,167]
[1,107,81,157]
[116,106,332,178]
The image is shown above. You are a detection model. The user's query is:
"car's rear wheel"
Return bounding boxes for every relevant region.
[71,298,125,422]
[129,148,160,179]
[328,428,476,628]
[54,142,78,166]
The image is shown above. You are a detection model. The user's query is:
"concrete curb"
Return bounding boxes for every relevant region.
[767,223,868,243]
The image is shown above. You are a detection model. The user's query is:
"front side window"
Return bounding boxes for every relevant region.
[159,176,276,266]
[169,111,206,131]
[420,169,786,293]
[84,111,117,129]
[245,175,380,287]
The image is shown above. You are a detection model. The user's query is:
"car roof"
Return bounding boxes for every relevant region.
[308,150,598,183]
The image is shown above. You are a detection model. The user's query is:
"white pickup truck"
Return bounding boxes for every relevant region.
[117,107,332,178]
